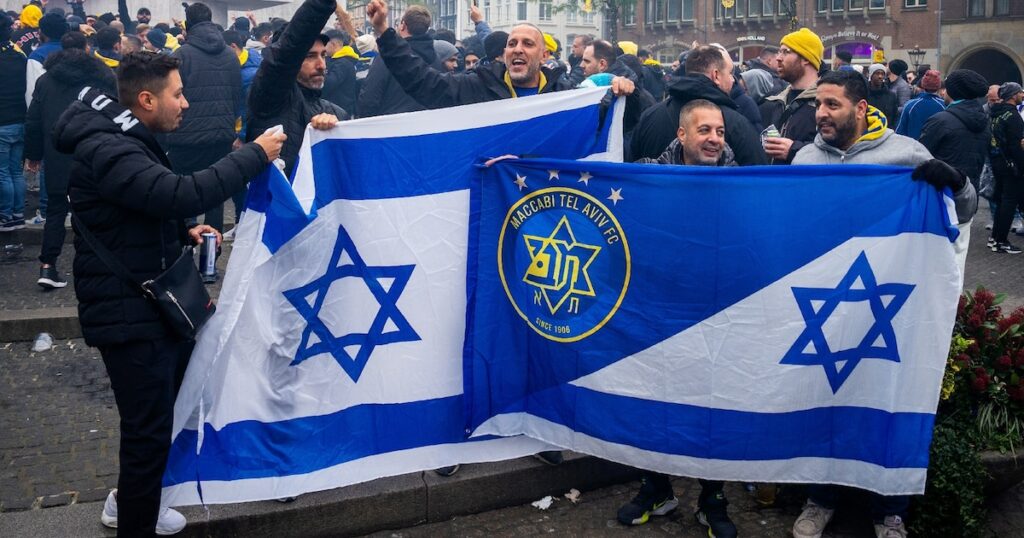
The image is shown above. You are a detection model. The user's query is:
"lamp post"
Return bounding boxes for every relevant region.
[908,45,926,71]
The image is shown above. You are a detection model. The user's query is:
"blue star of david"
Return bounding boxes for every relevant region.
[779,251,915,393]
[282,224,420,382]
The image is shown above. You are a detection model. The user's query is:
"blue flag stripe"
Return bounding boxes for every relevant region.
[523,384,934,469]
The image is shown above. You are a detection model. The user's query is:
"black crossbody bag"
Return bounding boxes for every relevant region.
[72,214,216,340]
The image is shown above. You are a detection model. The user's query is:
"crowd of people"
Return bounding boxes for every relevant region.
[1,0,1023,536]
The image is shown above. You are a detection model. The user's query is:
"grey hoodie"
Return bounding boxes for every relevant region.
[793,128,978,224]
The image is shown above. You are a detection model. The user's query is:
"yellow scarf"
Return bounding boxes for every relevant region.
[331,45,359,60]
[503,70,548,98]
[165,34,180,51]
[94,50,119,68]
[642,58,661,67]
[238,48,249,66]
[855,105,887,145]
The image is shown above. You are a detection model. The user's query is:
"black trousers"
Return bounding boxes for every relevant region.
[37,165,68,266]
[168,143,234,233]
[98,336,194,537]
[644,471,725,506]
[993,173,1024,243]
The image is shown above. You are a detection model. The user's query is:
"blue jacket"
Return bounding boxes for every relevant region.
[895,92,945,140]
[238,47,262,140]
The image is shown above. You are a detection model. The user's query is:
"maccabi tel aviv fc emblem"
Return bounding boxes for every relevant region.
[498,186,630,342]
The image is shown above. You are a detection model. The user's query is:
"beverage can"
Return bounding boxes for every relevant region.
[200,232,218,278]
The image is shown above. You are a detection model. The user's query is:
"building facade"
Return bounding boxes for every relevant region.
[617,0,1022,83]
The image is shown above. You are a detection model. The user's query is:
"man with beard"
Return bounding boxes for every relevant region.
[865,63,897,123]
[619,100,738,537]
[365,0,634,108]
[567,33,592,87]
[760,28,823,164]
[246,0,347,178]
[54,52,285,537]
[580,39,654,141]
[791,71,977,538]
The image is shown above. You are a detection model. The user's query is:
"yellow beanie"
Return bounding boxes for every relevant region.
[20,4,42,28]
[618,40,638,57]
[780,27,824,71]
[543,33,557,54]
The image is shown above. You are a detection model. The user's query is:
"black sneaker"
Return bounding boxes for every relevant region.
[0,217,25,231]
[695,500,738,538]
[38,265,67,289]
[616,477,678,526]
[532,450,563,466]
[434,464,460,476]
[992,241,1023,254]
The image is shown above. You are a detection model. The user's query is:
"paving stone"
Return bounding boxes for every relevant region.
[39,493,73,508]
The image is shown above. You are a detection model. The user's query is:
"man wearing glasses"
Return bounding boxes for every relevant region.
[759,28,824,164]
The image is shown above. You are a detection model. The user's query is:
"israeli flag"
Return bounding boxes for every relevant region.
[467,157,962,496]
[163,88,622,506]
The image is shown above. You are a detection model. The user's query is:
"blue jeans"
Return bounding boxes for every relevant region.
[0,123,26,220]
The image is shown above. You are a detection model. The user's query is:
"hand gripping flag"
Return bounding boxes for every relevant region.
[466,157,962,496]
[162,88,623,506]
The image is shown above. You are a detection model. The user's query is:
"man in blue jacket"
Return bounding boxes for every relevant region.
[895,69,945,139]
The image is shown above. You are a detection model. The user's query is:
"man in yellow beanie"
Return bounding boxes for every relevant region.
[759,27,823,164]
[13,4,42,55]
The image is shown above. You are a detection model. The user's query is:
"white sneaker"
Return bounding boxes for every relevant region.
[792,500,835,538]
[29,210,45,225]
[222,227,235,241]
[101,489,187,535]
[1013,217,1023,233]
[874,514,908,538]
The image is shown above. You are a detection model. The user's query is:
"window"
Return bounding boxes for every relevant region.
[762,0,773,15]
[482,0,490,21]
[582,9,595,23]
[517,0,527,20]
[539,0,552,20]
[817,0,828,12]
[624,4,636,24]
[682,0,694,19]
[994,0,1009,15]
[646,0,655,23]
[870,0,884,8]
[832,0,844,11]
[567,7,578,22]
[968,0,985,17]
[656,0,665,21]
[904,0,926,7]
[668,0,681,20]
[850,0,865,8]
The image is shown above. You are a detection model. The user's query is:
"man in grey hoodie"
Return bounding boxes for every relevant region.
[790,69,976,538]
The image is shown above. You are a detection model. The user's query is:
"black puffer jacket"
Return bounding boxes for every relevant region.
[323,54,357,117]
[246,0,347,177]
[867,85,898,127]
[0,43,26,127]
[54,89,269,346]
[25,50,116,186]
[630,74,768,165]
[606,58,656,139]
[357,33,436,117]
[919,98,991,182]
[372,28,574,109]
[168,21,242,148]
[990,102,1024,178]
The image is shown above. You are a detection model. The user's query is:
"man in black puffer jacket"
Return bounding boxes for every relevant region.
[246,0,348,178]
[168,3,242,235]
[356,4,435,117]
[631,45,767,165]
[919,69,991,184]
[54,52,284,537]
[25,35,116,290]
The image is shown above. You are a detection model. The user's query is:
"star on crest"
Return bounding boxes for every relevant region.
[779,251,915,393]
[283,224,421,383]
[514,173,528,191]
[607,188,624,205]
[548,170,560,181]
[522,216,601,315]
[578,172,592,186]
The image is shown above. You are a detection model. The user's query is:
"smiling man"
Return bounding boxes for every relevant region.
[365,0,634,108]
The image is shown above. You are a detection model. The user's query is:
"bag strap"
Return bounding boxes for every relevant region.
[777,94,805,132]
[71,212,148,295]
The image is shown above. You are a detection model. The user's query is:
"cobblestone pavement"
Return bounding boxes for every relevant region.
[965,210,1024,310]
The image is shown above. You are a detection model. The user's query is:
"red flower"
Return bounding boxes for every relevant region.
[975,289,995,307]
[1009,386,1024,401]
[996,355,1013,371]
[1015,351,1024,368]
[972,376,990,392]
[974,366,988,377]
[956,353,972,366]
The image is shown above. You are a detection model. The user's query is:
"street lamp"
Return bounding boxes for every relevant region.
[908,46,926,70]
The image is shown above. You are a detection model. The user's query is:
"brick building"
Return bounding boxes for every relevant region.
[615,0,1022,83]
